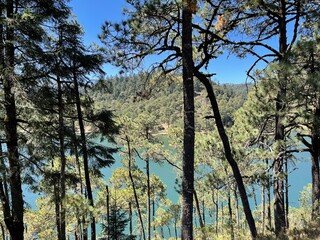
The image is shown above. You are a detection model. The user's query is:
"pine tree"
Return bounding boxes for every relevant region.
[102,205,136,240]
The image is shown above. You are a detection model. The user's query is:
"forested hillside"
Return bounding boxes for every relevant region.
[93,73,249,129]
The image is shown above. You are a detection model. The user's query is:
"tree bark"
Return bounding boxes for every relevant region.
[266,162,272,231]
[194,70,257,239]
[202,198,205,225]
[106,185,110,240]
[273,0,288,235]
[228,190,234,240]
[129,202,133,237]
[0,223,5,240]
[54,180,61,240]
[212,190,218,235]
[125,135,146,240]
[261,182,265,234]
[194,190,204,228]
[285,159,289,228]
[72,122,84,240]
[146,158,151,240]
[73,68,96,240]
[311,102,320,219]
[233,186,240,231]
[174,219,178,240]
[57,73,67,240]
[181,1,195,239]
[1,1,24,239]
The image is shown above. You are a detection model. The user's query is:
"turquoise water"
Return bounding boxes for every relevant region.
[24,146,312,209]
[102,149,180,204]
[23,141,312,240]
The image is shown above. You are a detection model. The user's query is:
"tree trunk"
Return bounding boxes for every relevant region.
[194,70,257,239]
[266,160,272,231]
[129,202,133,237]
[167,225,172,238]
[261,182,265,234]
[285,159,289,229]
[174,220,178,240]
[160,226,164,239]
[221,202,224,229]
[181,1,195,239]
[106,185,110,240]
[73,69,96,240]
[125,135,146,240]
[233,187,240,231]
[82,215,88,240]
[228,190,234,240]
[0,223,5,240]
[146,158,151,240]
[57,73,67,240]
[212,190,218,235]
[194,190,204,228]
[252,186,258,209]
[72,122,84,240]
[54,181,61,240]
[273,93,286,237]
[311,102,320,219]
[273,1,288,235]
[202,199,206,225]
[1,1,24,239]
[152,200,156,234]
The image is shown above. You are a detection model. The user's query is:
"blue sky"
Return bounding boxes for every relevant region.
[69,1,262,84]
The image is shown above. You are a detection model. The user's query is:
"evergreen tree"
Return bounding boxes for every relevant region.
[0,1,70,239]
[102,205,136,240]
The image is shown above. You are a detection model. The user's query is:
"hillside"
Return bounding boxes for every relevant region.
[92,73,250,130]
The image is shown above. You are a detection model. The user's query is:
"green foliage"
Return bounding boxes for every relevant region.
[101,205,136,240]
[93,72,249,131]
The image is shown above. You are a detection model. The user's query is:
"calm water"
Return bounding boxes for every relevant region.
[24,145,312,208]
[22,141,312,239]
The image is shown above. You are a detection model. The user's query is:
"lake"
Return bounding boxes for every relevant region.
[22,140,312,239]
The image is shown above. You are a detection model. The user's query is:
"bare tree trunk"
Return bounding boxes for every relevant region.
[233,187,240,231]
[72,122,84,240]
[152,200,156,235]
[167,224,172,238]
[194,70,257,239]
[146,158,151,240]
[129,202,133,237]
[202,198,206,225]
[174,220,178,240]
[261,183,265,234]
[72,69,96,240]
[212,190,219,235]
[311,101,320,219]
[126,135,146,240]
[194,190,204,228]
[252,186,258,209]
[106,185,110,240]
[82,215,88,240]
[160,226,164,239]
[266,160,272,231]
[228,190,234,240]
[181,1,195,239]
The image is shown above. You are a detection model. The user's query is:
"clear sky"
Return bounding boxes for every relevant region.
[69,0,261,84]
